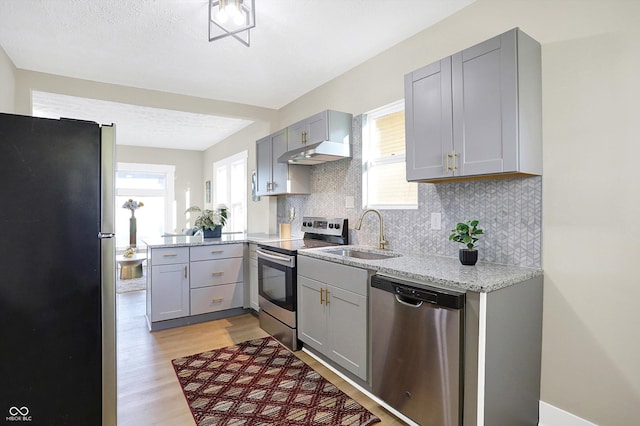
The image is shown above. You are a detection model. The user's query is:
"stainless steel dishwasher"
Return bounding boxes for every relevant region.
[370,274,465,426]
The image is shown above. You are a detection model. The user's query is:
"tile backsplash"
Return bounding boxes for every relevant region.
[277,115,541,268]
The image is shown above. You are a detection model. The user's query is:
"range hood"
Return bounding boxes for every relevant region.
[277,140,351,165]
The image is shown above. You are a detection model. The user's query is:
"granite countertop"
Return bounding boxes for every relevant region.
[142,233,302,249]
[143,236,542,293]
[298,245,542,293]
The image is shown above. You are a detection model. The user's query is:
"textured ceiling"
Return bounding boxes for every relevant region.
[0,0,475,150]
[32,91,253,150]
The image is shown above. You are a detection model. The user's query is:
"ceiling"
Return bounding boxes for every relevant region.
[0,0,475,150]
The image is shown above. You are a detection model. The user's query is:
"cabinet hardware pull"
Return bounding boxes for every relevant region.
[211,271,224,276]
[302,130,307,145]
[211,297,224,303]
[446,152,453,171]
[163,253,178,257]
[452,151,458,171]
[184,266,188,278]
[325,289,330,305]
[320,288,324,305]
[210,250,224,254]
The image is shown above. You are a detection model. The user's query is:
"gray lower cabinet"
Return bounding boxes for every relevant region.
[148,247,190,322]
[146,243,245,330]
[297,256,369,381]
[405,28,542,182]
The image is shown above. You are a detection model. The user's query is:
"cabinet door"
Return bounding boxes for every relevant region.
[287,112,328,152]
[305,111,328,145]
[405,58,454,181]
[270,129,289,195]
[326,285,368,380]
[297,276,327,353]
[452,31,517,175]
[151,263,189,322]
[255,135,272,196]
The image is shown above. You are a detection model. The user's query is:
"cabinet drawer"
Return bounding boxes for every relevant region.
[150,247,189,265]
[190,244,243,261]
[298,256,369,296]
[190,257,243,289]
[191,283,243,315]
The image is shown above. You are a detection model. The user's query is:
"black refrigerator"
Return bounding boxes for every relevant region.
[0,113,117,425]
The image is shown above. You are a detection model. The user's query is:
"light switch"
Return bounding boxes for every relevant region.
[430,212,442,230]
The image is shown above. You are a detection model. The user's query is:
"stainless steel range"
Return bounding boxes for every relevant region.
[257,217,348,350]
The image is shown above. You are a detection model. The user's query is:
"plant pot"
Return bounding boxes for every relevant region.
[459,249,478,266]
[202,226,222,238]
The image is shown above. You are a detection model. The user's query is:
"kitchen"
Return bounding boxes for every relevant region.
[1,1,639,426]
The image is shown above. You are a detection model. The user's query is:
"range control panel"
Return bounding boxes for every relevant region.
[301,216,348,236]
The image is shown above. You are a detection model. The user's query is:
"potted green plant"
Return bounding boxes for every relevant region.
[449,219,484,265]
[185,204,229,238]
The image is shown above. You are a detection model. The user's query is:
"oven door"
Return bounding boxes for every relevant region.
[257,248,296,313]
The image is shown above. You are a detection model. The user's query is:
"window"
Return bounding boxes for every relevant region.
[115,163,175,249]
[362,101,418,209]
[213,151,247,233]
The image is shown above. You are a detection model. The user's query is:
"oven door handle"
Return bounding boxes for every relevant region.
[256,249,295,266]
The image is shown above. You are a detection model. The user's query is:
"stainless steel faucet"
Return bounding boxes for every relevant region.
[355,209,388,250]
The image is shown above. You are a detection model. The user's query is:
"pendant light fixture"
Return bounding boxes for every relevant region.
[209,0,256,47]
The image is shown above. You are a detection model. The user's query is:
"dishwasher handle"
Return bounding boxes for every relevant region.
[394,294,424,308]
[371,274,465,310]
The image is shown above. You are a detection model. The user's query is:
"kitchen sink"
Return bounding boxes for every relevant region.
[325,248,401,260]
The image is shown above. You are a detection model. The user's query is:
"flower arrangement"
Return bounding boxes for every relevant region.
[122,199,144,216]
[185,204,229,231]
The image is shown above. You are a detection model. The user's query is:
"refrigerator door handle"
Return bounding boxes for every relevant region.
[98,232,116,239]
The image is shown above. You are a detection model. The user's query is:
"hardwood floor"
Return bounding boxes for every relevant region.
[116,290,405,425]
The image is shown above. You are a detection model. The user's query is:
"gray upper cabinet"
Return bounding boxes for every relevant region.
[287,110,352,152]
[405,28,542,182]
[405,58,453,181]
[256,129,310,196]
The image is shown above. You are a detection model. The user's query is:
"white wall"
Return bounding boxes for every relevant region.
[0,45,16,113]
[276,1,640,424]
[202,121,278,234]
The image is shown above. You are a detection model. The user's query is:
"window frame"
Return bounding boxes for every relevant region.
[212,150,248,233]
[115,162,176,246]
[362,100,418,210]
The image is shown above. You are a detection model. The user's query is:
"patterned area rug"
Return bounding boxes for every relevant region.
[172,337,381,426]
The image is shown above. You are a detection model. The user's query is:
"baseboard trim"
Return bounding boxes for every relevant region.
[539,401,598,426]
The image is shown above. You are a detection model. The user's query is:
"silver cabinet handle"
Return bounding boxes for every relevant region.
[184,266,188,278]
[211,297,224,303]
[97,232,115,239]
[163,253,178,257]
[210,250,224,254]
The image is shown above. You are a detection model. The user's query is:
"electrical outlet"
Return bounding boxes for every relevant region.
[345,196,355,209]
[430,212,442,230]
